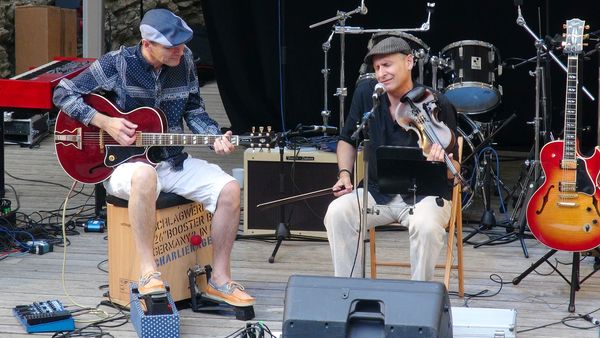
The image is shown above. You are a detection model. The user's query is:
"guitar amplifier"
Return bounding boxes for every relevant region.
[243,148,362,238]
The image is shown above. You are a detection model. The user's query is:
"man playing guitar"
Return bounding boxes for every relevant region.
[53,8,254,307]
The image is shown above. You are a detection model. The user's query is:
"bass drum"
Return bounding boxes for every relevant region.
[357,32,431,85]
[457,112,485,210]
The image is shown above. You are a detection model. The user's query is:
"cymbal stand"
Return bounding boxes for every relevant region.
[465,4,553,256]
[310,2,435,130]
[480,50,551,258]
[309,1,368,130]
[319,30,335,128]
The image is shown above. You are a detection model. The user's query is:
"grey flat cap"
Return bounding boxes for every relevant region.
[364,36,412,64]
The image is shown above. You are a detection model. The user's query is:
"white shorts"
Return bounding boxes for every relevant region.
[104,155,235,213]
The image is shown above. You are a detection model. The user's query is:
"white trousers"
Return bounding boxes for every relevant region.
[104,155,235,214]
[323,189,451,280]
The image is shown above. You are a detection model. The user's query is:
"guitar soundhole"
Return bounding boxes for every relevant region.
[88,164,105,174]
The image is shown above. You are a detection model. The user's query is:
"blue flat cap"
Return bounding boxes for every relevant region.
[140,9,193,47]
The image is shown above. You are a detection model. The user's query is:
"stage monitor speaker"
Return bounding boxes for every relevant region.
[243,148,340,238]
[282,275,452,338]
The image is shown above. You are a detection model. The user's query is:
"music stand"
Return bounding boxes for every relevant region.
[376,146,448,204]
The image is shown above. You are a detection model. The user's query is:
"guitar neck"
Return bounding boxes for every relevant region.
[563,54,579,166]
[136,133,239,147]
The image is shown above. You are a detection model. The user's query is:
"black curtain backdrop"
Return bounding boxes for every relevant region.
[202,0,600,150]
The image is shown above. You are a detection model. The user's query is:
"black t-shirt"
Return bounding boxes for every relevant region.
[340,78,458,204]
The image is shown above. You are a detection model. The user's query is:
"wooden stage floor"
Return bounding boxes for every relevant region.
[1,83,600,337]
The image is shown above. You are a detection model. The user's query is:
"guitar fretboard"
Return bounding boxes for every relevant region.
[562,55,578,168]
[137,133,240,146]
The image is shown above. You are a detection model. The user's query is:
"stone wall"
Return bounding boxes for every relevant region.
[0,0,203,78]
[104,0,203,51]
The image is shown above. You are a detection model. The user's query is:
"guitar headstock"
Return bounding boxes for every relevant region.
[563,18,588,55]
[238,126,277,149]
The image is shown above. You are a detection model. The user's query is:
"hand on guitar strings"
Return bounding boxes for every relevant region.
[213,130,235,155]
[94,114,138,146]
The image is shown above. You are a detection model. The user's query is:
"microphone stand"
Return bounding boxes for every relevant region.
[264,128,328,263]
[351,95,381,278]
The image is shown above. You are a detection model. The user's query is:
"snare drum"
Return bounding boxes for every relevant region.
[358,32,431,85]
[441,40,501,114]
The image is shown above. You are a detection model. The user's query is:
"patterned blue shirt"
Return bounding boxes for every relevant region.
[53,43,220,161]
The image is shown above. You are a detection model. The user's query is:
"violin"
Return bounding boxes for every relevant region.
[395,87,470,191]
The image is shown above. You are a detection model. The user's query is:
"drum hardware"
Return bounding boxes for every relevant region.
[515,3,595,101]
[587,40,600,145]
[309,1,369,130]
[456,113,485,211]
[310,2,435,132]
[319,30,335,128]
[461,114,518,246]
[430,55,450,91]
[479,2,555,258]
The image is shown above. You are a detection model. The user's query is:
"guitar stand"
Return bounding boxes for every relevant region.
[187,264,255,321]
[512,250,600,313]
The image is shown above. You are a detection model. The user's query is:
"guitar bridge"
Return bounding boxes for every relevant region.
[557,201,578,208]
[55,128,83,150]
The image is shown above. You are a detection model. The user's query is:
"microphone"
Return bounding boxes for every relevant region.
[372,83,386,100]
[302,125,339,134]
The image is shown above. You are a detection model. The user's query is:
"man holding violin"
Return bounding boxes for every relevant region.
[324,36,459,280]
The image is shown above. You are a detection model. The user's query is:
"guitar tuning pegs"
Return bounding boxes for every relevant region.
[563,24,567,29]
[585,25,590,30]
[251,126,256,134]
[267,126,272,133]
[259,126,264,134]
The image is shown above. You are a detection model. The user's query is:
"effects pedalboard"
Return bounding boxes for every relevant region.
[13,300,75,333]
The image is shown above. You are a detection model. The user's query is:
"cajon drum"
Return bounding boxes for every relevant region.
[107,193,213,306]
